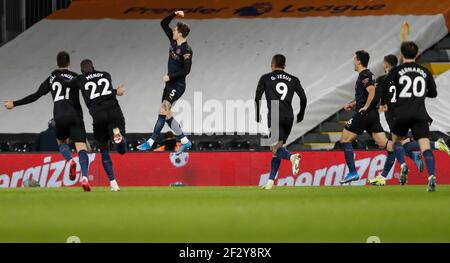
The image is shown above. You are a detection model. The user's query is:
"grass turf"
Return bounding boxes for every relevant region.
[0,185,449,242]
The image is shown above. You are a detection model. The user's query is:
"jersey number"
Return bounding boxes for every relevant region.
[84,78,111,100]
[276,82,288,100]
[52,82,69,102]
[389,85,397,103]
[398,75,426,98]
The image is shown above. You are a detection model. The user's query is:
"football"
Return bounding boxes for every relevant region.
[169,152,189,167]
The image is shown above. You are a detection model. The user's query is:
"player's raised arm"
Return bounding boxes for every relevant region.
[254,76,265,123]
[160,11,184,40]
[294,79,307,123]
[5,80,50,109]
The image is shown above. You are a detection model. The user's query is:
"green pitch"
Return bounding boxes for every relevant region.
[1,186,450,243]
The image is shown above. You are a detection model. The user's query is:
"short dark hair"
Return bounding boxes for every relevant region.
[384,54,398,67]
[80,59,94,75]
[401,41,419,59]
[272,54,286,68]
[57,51,70,68]
[355,50,370,67]
[176,22,190,38]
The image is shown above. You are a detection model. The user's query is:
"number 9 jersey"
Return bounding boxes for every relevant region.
[255,70,307,125]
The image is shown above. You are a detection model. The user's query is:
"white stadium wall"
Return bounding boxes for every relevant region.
[428,70,450,134]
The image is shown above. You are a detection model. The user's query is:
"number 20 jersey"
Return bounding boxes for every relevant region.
[384,62,437,119]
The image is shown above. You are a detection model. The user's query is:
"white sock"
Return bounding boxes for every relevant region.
[181,136,189,144]
[147,138,155,146]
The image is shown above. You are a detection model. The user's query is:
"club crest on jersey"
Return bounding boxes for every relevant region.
[170,50,180,60]
[176,49,181,54]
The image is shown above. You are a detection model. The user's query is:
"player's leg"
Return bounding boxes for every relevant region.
[339,115,362,184]
[421,112,449,155]
[74,141,90,192]
[369,132,393,186]
[367,112,393,185]
[54,118,77,181]
[160,84,191,155]
[435,138,450,155]
[412,121,436,192]
[418,138,436,192]
[276,119,300,175]
[72,118,91,192]
[402,138,449,170]
[164,104,192,155]
[91,114,120,191]
[137,109,166,151]
[339,128,360,184]
[55,118,72,161]
[392,133,409,185]
[264,118,299,190]
[137,86,172,151]
[401,138,424,172]
[264,141,283,190]
[391,117,410,185]
[99,141,120,192]
[109,106,127,155]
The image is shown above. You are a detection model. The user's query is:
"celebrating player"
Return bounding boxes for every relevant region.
[381,42,439,192]
[137,10,193,154]
[4,51,91,191]
[370,54,450,186]
[63,59,127,192]
[255,54,307,190]
[339,50,396,185]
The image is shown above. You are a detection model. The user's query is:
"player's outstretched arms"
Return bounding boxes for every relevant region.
[4,100,14,110]
[10,81,50,108]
